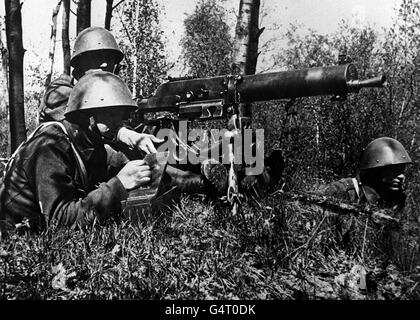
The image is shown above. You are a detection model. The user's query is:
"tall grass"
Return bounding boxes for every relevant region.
[1,192,419,300]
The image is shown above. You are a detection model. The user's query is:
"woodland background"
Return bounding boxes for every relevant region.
[0,0,419,299]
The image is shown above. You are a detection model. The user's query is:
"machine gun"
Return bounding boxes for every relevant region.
[133,63,386,214]
[137,63,384,118]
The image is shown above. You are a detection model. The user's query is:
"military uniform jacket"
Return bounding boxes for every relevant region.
[318,177,406,209]
[0,120,128,231]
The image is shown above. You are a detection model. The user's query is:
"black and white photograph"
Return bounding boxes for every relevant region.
[0,0,419,307]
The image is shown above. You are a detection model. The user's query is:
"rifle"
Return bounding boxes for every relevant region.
[133,63,386,214]
[269,190,399,227]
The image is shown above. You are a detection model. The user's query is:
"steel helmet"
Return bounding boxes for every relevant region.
[65,71,137,119]
[71,27,124,67]
[360,137,412,170]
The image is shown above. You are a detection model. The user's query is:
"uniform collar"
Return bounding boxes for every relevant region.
[360,184,381,204]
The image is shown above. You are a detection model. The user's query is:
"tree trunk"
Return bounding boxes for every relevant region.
[0,20,9,113]
[105,0,125,30]
[0,19,10,156]
[77,0,91,35]
[131,0,139,97]
[45,1,62,87]
[62,0,71,75]
[232,0,262,118]
[105,0,114,30]
[5,0,26,152]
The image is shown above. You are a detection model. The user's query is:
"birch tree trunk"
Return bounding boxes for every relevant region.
[45,1,62,87]
[131,0,139,97]
[62,0,71,75]
[5,0,27,152]
[77,0,91,35]
[232,0,262,118]
[0,20,9,114]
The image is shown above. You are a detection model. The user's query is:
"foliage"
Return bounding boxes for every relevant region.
[1,194,419,300]
[254,6,420,186]
[115,0,168,98]
[0,48,49,160]
[180,0,234,77]
[380,0,420,161]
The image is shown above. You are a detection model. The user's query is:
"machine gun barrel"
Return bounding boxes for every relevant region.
[238,64,385,102]
[346,75,386,92]
[137,63,386,114]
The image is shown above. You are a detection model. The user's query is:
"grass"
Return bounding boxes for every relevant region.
[1,189,419,300]
[1,104,419,300]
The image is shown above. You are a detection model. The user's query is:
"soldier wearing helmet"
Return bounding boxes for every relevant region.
[315,137,413,246]
[319,137,412,210]
[358,137,412,208]
[70,26,124,79]
[321,137,412,209]
[38,27,161,156]
[1,72,146,232]
[0,72,228,232]
[39,27,124,123]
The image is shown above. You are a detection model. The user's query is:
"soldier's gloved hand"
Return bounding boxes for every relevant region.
[117,127,164,154]
[117,159,152,190]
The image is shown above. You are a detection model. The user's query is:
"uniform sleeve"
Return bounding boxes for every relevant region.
[316,180,352,201]
[39,74,73,122]
[33,132,128,229]
[104,144,130,177]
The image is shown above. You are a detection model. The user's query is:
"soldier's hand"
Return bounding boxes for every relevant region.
[117,160,152,190]
[117,127,164,154]
[135,133,164,154]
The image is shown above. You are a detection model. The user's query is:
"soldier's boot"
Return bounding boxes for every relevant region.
[240,149,285,198]
[165,159,228,196]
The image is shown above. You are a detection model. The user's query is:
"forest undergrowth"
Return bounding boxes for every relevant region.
[1,179,419,300]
